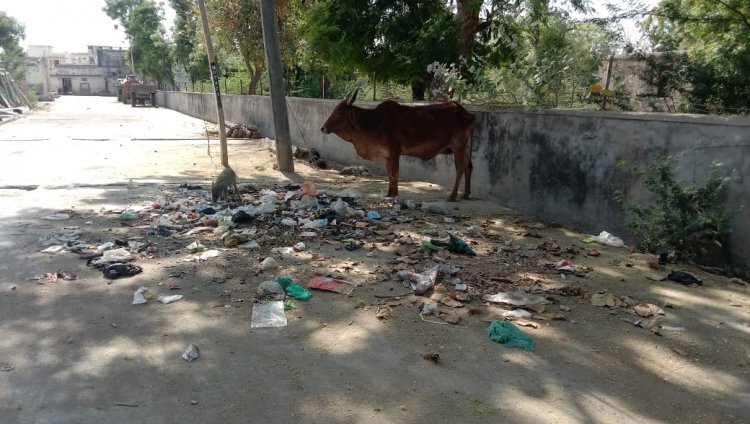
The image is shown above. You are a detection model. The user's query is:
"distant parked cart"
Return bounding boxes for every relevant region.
[128,83,157,107]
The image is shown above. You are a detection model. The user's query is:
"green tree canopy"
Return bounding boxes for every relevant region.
[649,0,750,112]
[103,0,174,87]
[0,10,27,80]
[300,0,458,99]
[170,0,209,83]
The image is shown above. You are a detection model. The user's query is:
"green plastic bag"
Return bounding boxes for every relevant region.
[486,321,535,351]
[416,240,438,253]
[275,275,293,289]
[285,284,312,300]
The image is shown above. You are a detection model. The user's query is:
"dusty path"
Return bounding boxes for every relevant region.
[0,96,748,424]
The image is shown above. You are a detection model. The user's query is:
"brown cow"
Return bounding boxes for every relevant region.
[321,88,476,201]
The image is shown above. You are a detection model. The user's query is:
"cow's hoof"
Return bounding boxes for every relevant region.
[461,194,471,200]
[446,196,458,202]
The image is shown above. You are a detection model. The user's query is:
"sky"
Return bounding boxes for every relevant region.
[1,0,656,54]
[1,0,175,53]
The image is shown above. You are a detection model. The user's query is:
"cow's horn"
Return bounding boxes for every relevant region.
[347,87,360,106]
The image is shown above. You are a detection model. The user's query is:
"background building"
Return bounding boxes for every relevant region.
[26,45,132,96]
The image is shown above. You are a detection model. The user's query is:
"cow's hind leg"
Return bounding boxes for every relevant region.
[462,158,473,199]
[385,155,400,198]
[448,149,465,202]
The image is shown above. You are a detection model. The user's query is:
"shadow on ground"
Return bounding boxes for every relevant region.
[1,166,748,424]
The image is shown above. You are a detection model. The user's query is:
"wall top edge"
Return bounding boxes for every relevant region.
[159,91,750,128]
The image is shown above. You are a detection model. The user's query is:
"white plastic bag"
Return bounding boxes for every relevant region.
[593,231,625,247]
[251,301,287,328]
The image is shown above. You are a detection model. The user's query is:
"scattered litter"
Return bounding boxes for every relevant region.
[39,227,82,247]
[97,248,135,264]
[251,301,287,328]
[485,291,546,313]
[486,321,535,351]
[188,249,220,261]
[307,276,357,295]
[431,234,476,256]
[421,201,448,215]
[33,271,78,284]
[554,260,575,273]
[41,213,71,221]
[633,303,665,317]
[103,263,143,279]
[666,271,703,286]
[285,284,312,300]
[157,294,183,304]
[1,365,15,371]
[239,241,260,250]
[419,303,448,325]
[182,344,200,362]
[186,241,205,252]
[592,231,625,247]
[660,325,685,332]
[422,352,440,362]
[132,287,149,305]
[397,265,440,294]
[376,306,392,320]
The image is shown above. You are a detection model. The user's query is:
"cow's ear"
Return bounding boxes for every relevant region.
[347,87,360,106]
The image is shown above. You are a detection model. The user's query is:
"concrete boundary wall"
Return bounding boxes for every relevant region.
[156,91,750,266]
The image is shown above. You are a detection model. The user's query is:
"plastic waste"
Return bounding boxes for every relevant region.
[251,301,287,328]
[132,287,149,305]
[486,321,535,351]
[103,263,143,279]
[667,271,703,286]
[186,241,205,253]
[593,231,625,247]
[285,284,312,300]
[119,210,138,221]
[41,245,64,254]
[100,248,135,263]
[485,291,546,313]
[274,276,293,289]
[421,201,448,214]
[41,213,71,221]
[307,276,357,295]
[397,265,440,295]
[157,294,183,304]
[238,241,260,250]
[182,344,200,362]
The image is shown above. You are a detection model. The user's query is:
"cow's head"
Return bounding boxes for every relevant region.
[321,87,359,134]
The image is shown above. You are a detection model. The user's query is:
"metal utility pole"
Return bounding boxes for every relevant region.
[197,0,229,167]
[259,0,294,172]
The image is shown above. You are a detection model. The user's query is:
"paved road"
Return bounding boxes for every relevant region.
[0,96,218,187]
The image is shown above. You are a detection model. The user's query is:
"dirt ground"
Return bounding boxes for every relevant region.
[0,97,748,424]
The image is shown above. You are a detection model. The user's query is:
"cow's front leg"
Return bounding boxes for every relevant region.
[385,155,400,198]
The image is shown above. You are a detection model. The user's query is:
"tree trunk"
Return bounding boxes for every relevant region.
[456,0,481,60]
[248,66,263,94]
[411,80,426,101]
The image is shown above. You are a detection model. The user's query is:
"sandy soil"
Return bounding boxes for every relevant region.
[0,96,748,424]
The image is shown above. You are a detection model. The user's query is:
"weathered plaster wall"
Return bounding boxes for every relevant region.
[157,91,750,266]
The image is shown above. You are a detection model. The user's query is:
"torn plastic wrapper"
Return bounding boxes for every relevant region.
[485,291,547,313]
[307,276,356,295]
[397,265,440,295]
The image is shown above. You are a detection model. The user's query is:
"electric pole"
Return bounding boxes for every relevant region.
[196,0,229,167]
[259,0,294,172]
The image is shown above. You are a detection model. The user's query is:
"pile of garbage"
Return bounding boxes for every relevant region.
[33,178,716,357]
